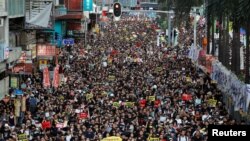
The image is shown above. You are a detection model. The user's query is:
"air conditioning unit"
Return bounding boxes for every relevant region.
[0,18,3,27]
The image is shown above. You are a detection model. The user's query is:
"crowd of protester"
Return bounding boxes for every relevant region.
[0,15,243,141]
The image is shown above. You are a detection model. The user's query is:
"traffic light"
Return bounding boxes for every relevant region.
[113,3,121,18]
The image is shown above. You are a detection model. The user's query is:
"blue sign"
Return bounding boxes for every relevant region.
[63,38,74,45]
[14,89,24,96]
[83,0,93,11]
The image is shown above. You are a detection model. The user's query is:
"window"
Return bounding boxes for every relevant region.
[0,18,3,27]
[0,21,5,42]
[59,0,64,5]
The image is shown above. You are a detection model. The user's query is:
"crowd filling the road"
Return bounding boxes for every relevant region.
[0,16,244,141]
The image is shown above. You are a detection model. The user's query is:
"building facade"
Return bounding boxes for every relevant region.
[0,0,9,99]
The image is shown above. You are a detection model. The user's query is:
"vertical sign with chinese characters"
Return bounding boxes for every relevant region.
[83,0,93,11]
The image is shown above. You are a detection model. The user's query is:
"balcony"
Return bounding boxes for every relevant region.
[54,6,67,17]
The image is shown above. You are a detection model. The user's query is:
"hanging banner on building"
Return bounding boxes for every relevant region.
[53,65,60,88]
[10,76,18,88]
[83,0,93,11]
[43,67,50,88]
[26,3,53,29]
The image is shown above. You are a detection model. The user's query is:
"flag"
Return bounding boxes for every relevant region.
[52,65,60,88]
[182,94,192,101]
[43,67,50,87]
[42,121,51,129]
[139,99,146,108]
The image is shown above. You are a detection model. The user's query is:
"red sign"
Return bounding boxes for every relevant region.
[52,65,60,88]
[42,121,51,129]
[139,99,146,108]
[154,100,161,108]
[37,44,56,56]
[79,112,88,119]
[43,67,50,88]
[182,94,192,101]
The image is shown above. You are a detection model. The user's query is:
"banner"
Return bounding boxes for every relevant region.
[83,0,93,11]
[86,93,93,100]
[26,3,53,28]
[101,136,122,141]
[125,102,134,108]
[182,94,192,101]
[79,112,88,119]
[154,100,161,108]
[14,99,21,117]
[21,96,26,112]
[148,137,160,141]
[108,75,116,81]
[10,76,18,88]
[139,99,146,108]
[52,65,60,88]
[43,67,50,88]
[148,96,155,102]
[211,60,247,111]
[246,85,250,111]
[18,134,28,141]
[42,121,51,129]
[113,102,120,108]
[208,99,217,108]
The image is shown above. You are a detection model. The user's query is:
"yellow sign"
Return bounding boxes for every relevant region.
[86,93,93,100]
[186,77,192,82]
[208,99,217,107]
[18,134,28,141]
[113,102,120,108]
[125,102,134,108]
[155,67,162,72]
[108,75,116,81]
[148,138,160,141]
[10,77,18,88]
[39,60,47,65]
[101,136,122,141]
[148,96,155,102]
[211,80,217,84]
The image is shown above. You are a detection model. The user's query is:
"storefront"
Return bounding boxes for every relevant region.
[8,50,33,89]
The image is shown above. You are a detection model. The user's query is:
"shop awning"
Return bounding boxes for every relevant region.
[56,13,84,20]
